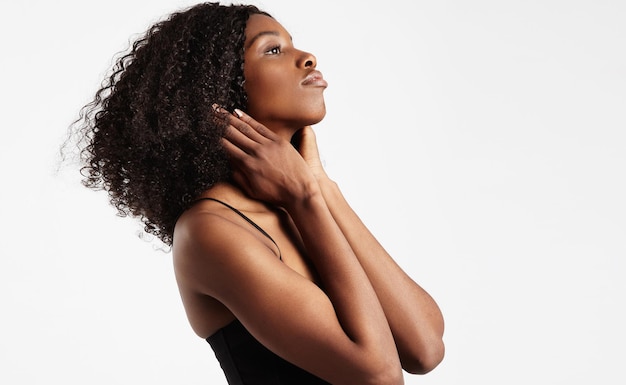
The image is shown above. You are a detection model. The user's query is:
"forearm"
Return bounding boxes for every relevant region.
[285,191,400,360]
[318,178,445,373]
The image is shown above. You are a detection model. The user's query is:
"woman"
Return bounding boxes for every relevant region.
[72,3,444,384]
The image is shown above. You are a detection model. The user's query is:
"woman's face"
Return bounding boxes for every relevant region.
[243,14,327,136]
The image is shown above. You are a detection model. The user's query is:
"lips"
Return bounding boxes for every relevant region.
[301,70,328,88]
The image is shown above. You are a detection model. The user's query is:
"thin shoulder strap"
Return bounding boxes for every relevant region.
[194,197,282,260]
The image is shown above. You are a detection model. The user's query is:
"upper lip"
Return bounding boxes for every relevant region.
[301,70,328,87]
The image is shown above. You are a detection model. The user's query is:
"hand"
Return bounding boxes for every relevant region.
[221,109,320,207]
[291,126,330,182]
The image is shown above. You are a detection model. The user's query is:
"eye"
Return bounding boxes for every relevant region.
[265,45,281,55]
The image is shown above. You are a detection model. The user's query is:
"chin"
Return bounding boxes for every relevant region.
[251,102,326,135]
[305,110,326,125]
[280,105,326,129]
[302,102,327,125]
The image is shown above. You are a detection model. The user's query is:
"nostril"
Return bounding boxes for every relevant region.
[305,59,314,67]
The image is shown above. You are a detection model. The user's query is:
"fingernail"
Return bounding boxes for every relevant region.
[213,104,228,114]
[233,109,243,118]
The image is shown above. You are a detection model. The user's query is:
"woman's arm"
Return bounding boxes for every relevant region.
[177,110,403,385]
[296,127,445,374]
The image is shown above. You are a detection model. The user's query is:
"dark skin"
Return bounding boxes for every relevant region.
[173,15,444,385]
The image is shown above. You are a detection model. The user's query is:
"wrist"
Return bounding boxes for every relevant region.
[317,177,343,204]
[317,176,337,191]
[284,182,325,216]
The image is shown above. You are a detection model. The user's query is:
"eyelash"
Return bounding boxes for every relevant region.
[265,45,281,55]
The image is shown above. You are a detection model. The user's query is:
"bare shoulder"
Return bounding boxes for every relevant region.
[172,199,280,296]
[172,198,399,384]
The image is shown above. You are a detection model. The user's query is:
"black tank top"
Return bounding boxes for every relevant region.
[196,198,330,385]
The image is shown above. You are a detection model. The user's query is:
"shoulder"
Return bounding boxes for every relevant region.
[174,199,248,254]
[172,198,280,296]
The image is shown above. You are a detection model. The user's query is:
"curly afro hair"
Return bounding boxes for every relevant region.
[72,2,271,246]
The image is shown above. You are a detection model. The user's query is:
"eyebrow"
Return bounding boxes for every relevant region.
[245,30,293,49]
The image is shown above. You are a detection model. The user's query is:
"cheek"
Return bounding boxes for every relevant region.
[245,68,291,111]
[243,64,325,125]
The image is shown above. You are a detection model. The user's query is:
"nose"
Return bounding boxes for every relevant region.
[297,50,317,69]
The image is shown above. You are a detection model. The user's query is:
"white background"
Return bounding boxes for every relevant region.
[1,0,624,384]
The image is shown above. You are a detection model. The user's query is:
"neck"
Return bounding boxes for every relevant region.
[261,120,301,141]
[200,181,273,213]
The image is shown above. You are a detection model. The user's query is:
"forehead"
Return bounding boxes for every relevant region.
[245,14,291,46]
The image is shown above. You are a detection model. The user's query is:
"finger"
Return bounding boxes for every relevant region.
[299,126,317,145]
[227,113,261,142]
[213,104,260,143]
[212,103,232,119]
[232,109,279,141]
[221,135,251,162]
[223,123,261,154]
[297,126,320,157]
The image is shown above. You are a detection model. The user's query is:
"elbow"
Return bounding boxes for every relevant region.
[359,353,404,385]
[401,339,445,375]
[382,364,405,385]
[366,364,404,385]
